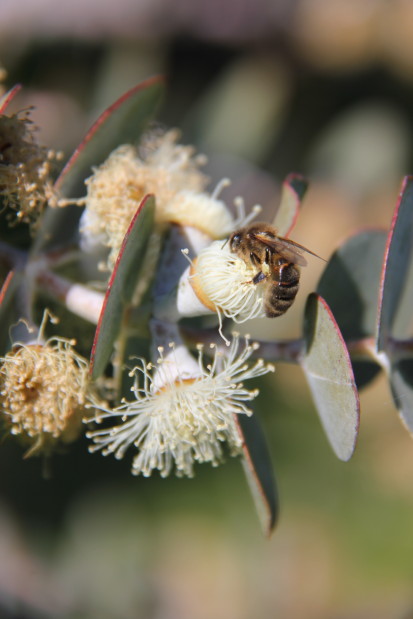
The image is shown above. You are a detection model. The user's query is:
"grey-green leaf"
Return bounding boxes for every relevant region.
[301,293,360,461]
[317,228,387,388]
[390,358,413,432]
[55,76,164,198]
[273,173,308,237]
[236,414,279,536]
[377,175,413,350]
[90,195,155,379]
[317,229,387,341]
[34,77,164,253]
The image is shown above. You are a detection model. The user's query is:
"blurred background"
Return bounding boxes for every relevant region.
[2,1,413,617]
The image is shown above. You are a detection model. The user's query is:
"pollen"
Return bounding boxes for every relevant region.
[0,338,90,456]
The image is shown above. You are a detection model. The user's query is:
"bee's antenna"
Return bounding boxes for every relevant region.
[221,237,229,250]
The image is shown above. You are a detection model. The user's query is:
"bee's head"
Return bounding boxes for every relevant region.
[229,231,243,252]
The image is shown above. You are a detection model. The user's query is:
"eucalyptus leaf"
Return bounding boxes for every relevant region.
[236,413,279,535]
[0,84,22,114]
[34,77,164,253]
[377,175,413,350]
[390,358,413,432]
[90,195,155,379]
[273,173,308,237]
[317,229,386,341]
[55,76,164,197]
[301,293,360,461]
[317,229,386,388]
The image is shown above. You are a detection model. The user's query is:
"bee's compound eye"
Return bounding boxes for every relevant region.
[230,233,242,249]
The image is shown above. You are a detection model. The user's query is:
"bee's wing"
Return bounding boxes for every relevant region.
[251,232,325,267]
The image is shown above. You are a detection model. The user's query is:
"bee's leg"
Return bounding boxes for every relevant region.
[242,252,265,285]
[250,252,261,266]
[265,247,271,264]
[252,271,266,285]
[243,252,263,285]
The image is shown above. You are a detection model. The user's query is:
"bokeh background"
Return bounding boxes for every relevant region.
[2,1,413,617]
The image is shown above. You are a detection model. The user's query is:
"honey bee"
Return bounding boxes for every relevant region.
[229,222,323,317]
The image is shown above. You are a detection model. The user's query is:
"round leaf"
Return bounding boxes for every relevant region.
[301,293,360,461]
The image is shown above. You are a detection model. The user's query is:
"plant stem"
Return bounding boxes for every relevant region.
[36,269,103,324]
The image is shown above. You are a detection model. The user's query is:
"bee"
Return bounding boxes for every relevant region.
[229,222,323,318]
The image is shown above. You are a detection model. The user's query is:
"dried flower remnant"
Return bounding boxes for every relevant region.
[86,335,273,477]
[0,109,61,224]
[0,336,90,456]
[80,130,237,269]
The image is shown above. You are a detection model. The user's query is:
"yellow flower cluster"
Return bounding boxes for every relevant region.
[0,337,89,456]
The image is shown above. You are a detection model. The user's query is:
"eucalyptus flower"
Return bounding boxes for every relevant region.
[171,239,266,342]
[79,130,237,269]
[0,334,90,456]
[86,334,274,478]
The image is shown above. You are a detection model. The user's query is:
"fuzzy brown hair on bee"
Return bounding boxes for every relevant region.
[229,222,323,318]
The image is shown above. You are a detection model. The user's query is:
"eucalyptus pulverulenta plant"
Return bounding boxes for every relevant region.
[0,77,366,535]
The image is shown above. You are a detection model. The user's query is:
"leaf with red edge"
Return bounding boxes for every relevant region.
[236,414,278,536]
[273,173,308,237]
[317,228,387,389]
[374,177,413,430]
[33,77,164,253]
[377,176,413,351]
[55,76,164,198]
[0,84,22,114]
[90,195,155,379]
[301,293,360,461]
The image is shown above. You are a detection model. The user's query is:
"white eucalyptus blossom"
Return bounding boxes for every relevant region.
[176,240,267,340]
[79,131,239,269]
[86,334,274,478]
